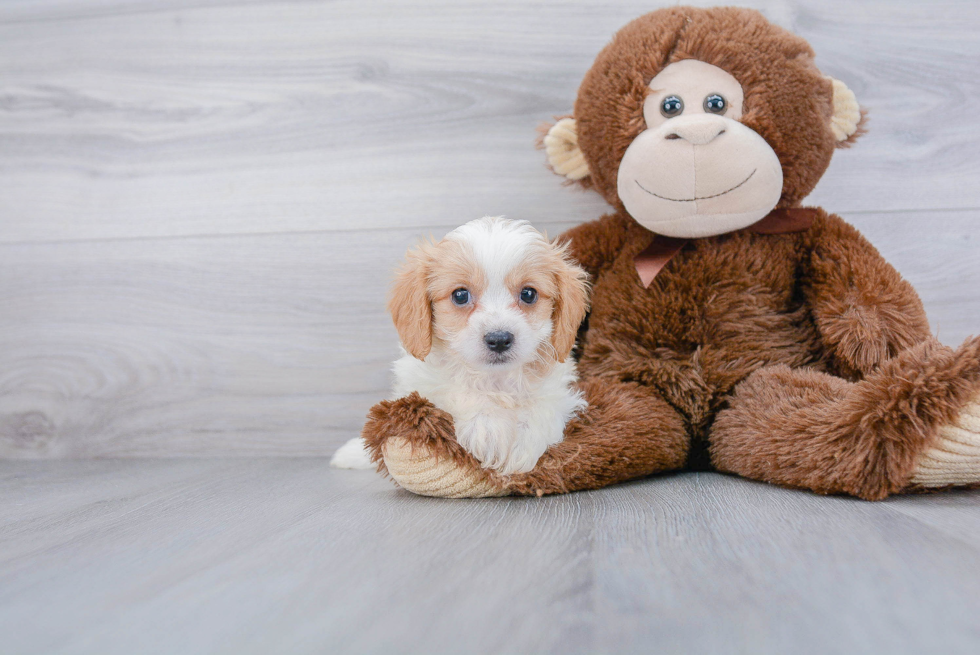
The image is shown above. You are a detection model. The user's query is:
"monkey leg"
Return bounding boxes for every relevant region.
[710,337,980,501]
[361,380,689,498]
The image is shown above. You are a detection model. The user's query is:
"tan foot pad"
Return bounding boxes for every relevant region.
[912,395,980,487]
[382,437,509,498]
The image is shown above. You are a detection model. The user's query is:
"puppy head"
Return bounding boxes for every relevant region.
[388,217,589,368]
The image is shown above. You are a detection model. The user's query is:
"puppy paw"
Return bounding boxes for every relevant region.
[911,391,980,487]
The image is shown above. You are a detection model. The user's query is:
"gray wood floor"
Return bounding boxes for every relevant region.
[3,461,980,655]
[3,1,980,653]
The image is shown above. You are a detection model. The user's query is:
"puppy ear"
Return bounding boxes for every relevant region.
[828,78,867,148]
[540,117,591,182]
[550,248,590,361]
[388,244,433,360]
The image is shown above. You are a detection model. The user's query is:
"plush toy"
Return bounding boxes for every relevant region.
[362,6,980,501]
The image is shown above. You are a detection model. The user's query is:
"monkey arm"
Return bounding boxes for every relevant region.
[361,393,509,498]
[803,210,931,376]
[556,212,634,282]
[363,381,690,498]
[501,378,689,495]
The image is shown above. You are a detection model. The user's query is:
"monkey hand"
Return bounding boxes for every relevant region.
[361,392,509,498]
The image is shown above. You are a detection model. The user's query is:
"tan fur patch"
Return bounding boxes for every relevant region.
[426,239,487,301]
[505,243,590,362]
[504,255,560,299]
[425,239,486,343]
[388,243,434,360]
[548,246,590,361]
[505,253,560,354]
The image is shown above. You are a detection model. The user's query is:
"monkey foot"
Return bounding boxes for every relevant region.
[911,392,980,487]
[382,437,509,498]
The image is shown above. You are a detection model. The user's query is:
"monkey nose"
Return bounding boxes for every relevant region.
[665,117,727,146]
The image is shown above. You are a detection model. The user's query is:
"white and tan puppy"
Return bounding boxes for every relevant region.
[331,216,590,475]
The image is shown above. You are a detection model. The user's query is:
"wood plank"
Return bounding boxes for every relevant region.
[591,474,980,654]
[1,0,979,243]
[0,459,598,654]
[3,461,980,653]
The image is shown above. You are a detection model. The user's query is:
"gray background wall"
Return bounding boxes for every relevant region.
[2,0,979,458]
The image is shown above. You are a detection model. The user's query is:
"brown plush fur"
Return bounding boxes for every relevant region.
[712,338,980,500]
[502,378,689,495]
[362,392,490,479]
[364,7,980,500]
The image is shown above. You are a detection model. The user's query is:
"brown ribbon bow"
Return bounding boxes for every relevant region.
[633,208,818,288]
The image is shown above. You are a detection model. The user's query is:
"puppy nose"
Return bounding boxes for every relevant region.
[484,331,513,353]
[665,117,727,145]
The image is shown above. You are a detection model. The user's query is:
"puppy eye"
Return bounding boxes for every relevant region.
[703,93,726,114]
[451,288,470,306]
[519,287,537,304]
[660,95,684,118]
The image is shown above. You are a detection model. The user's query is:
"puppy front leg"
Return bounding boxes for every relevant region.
[361,392,509,498]
[455,409,521,473]
[503,405,572,475]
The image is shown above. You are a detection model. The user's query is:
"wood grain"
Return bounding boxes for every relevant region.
[1,0,979,243]
[2,460,980,654]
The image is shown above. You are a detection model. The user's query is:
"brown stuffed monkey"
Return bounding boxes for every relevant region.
[362,6,980,501]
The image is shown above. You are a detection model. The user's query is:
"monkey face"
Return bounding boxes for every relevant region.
[543,8,866,231]
[616,60,783,238]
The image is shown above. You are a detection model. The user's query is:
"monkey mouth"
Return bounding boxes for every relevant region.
[635,169,757,202]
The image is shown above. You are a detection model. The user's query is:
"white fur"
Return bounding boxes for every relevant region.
[330,217,587,475]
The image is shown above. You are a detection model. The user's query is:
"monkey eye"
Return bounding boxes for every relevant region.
[703,93,727,114]
[660,95,684,118]
[451,288,470,306]
[519,287,537,304]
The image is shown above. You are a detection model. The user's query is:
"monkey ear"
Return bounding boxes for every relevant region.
[550,251,590,361]
[387,246,433,361]
[828,78,867,147]
[542,117,591,181]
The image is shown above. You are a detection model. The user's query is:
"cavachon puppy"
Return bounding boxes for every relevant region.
[332,217,590,475]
